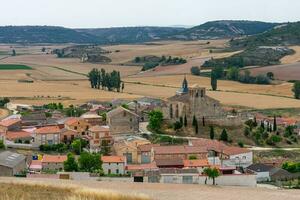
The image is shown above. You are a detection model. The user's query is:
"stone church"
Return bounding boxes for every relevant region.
[163,77,239,126]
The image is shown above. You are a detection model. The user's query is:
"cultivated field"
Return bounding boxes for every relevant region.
[0,42,299,108]
[1,178,299,200]
[281,46,300,64]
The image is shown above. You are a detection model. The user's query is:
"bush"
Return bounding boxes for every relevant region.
[190,66,201,76]
[142,62,159,71]
[173,121,182,131]
[238,141,244,148]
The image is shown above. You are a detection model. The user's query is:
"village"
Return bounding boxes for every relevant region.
[0,77,299,188]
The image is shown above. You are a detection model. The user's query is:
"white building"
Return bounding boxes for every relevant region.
[101,156,126,175]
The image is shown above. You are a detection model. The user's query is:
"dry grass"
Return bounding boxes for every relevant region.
[281,46,300,64]
[0,182,149,200]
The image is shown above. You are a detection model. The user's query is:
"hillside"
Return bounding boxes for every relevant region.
[169,20,279,40]
[0,26,100,44]
[230,22,300,49]
[77,26,185,44]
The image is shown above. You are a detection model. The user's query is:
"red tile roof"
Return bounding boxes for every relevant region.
[0,119,21,127]
[190,138,251,156]
[183,159,210,168]
[6,131,31,140]
[35,126,60,135]
[102,156,125,163]
[42,155,67,163]
[152,145,207,155]
[64,118,80,126]
[126,162,158,171]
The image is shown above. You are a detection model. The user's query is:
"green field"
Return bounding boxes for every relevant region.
[0,64,32,70]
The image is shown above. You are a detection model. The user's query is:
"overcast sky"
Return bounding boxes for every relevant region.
[1,0,299,28]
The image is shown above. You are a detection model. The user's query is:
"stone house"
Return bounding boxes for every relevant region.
[0,151,27,176]
[33,126,61,147]
[5,130,32,143]
[151,145,208,162]
[101,156,126,175]
[137,144,160,164]
[107,106,140,135]
[113,136,150,164]
[41,155,67,171]
[190,138,253,168]
[88,125,113,151]
[64,118,91,136]
[80,112,104,126]
[0,118,22,133]
[60,129,79,144]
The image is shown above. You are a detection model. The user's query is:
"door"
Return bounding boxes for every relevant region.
[134,176,144,182]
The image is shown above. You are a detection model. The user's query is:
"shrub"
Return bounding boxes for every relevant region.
[238,141,244,148]
[190,66,201,76]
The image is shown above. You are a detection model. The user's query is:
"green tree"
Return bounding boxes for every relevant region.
[188,155,197,160]
[64,153,78,172]
[195,122,199,134]
[211,71,218,91]
[226,67,240,81]
[148,110,164,130]
[0,140,5,149]
[244,126,251,137]
[292,81,300,99]
[12,49,16,56]
[190,66,201,76]
[78,152,102,172]
[71,139,82,155]
[220,129,228,142]
[173,121,182,131]
[266,72,274,80]
[273,116,277,132]
[209,126,215,140]
[203,167,220,185]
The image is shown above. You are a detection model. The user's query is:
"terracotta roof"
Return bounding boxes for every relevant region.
[153,145,207,155]
[126,162,158,171]
[64,118,80,126]
[42,155,67,163]
[138,144,160,152]
[0,119,21,127]
[6,131,31,140]
[155,158,184,167]
[102,156,125,163]
[107,106,139,118]
[183,159,210,168]
[222,146,251,156]
[89,125,109,132]
[35,126,60,135]
[29,160,42,170]
[190,138,250,156]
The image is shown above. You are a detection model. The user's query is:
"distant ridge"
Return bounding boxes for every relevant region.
[0,21,289,44]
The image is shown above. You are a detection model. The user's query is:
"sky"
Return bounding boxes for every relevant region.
[1,0,299,28]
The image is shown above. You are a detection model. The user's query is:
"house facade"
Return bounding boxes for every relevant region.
[33,126,61,147]
[64,118,91,136]
[41,155,67,171]
[88,125,113,151]
[101,156,126,175]
[107,107,140,135]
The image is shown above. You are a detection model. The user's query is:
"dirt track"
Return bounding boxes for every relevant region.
[1,178,299,200]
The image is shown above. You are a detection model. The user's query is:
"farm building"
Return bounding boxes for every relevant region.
[0,151,26,176]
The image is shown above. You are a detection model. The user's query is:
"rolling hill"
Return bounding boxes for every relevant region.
[230,22,300,49]
[0,26,100,44]
[76,26,185,44]
[169,20,280,40]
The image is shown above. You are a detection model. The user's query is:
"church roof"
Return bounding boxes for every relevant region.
[168,93,190,103]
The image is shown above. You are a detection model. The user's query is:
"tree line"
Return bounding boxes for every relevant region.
[88,68,124,92]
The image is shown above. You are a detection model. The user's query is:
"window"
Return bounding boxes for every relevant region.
[74,126,78,130]
[108,169,111,174]
[130,118,132,122]
[116,169,119,174]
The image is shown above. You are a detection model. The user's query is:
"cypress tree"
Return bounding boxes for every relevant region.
[184,115,187,127]
[210,126,215,140]
[273,116,277,132]
[220,129,228,142]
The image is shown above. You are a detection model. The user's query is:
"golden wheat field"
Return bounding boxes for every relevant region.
[0,182,148,200]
